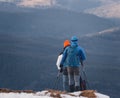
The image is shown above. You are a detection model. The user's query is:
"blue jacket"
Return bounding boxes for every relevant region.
[60,41,86,67]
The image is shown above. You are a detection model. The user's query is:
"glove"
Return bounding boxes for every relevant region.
[60,64,63,68]
[59,67,63,73]
[59,64,63,73]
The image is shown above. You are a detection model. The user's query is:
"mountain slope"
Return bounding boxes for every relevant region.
[79,28,120,98]
[0,8,116,38]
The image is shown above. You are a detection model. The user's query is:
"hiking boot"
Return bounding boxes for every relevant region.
[75,86,80,91]
[69,85,74,92]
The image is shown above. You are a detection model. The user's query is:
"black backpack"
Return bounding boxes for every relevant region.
[80,76,87,91]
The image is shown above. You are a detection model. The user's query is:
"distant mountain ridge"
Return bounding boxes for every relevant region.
[0,0,120,19]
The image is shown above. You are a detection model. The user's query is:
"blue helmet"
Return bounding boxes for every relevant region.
[71,36,78,42]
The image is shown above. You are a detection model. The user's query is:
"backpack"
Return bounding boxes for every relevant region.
[80,76,87,90]
[56,54,63,70]
[66,46,80,66]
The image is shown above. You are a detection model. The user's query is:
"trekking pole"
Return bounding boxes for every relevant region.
[81,66,91,89]
[56,71,62,90]
[53,71,62,90]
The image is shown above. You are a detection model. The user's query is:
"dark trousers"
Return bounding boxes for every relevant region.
[62,67,69,91]
[67,66,80,87]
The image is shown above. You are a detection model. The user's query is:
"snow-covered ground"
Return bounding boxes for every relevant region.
[85,2,120,18]
[0,90,110,98]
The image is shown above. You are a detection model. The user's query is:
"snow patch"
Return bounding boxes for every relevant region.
[0,89,110,98]
[84,27,120,37]
[17,0,56,8]
[85,2,120,18]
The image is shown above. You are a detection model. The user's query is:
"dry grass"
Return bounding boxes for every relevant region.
[80,90,97,98]
[47,89,66,98]
[0,88,35,93]
[47,89,78,98]
[67,93,77,97]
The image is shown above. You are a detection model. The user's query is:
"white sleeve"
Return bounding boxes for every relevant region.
[56,54,63,70]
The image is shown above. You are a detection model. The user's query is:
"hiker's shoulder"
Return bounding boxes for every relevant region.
[62,46,70,54]
[76,46,85,52]
[65,46,71,50]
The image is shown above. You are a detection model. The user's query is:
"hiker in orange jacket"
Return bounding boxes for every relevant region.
[56,40,70,91]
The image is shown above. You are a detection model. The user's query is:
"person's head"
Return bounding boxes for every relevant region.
[71,36,78,47]
[71,36,78,42]
[63,40,70,48]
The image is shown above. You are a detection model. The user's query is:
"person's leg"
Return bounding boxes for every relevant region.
[63,75,69,92]
[74,67,80,91]
[63,67,69,92]
[67,67,74,92]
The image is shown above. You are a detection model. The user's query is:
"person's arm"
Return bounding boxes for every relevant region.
[56,54,63,70]
[59,48,67,72]
[79,47,86,66]
[80,60,84,67]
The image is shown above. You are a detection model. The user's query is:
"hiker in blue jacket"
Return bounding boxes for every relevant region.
[60,36,86,92]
